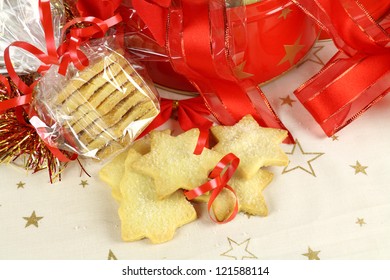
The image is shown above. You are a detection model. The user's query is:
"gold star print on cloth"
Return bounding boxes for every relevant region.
[132,129,223,199]
[118,149,197,244]
[211,115,288,179]
[212,169,274,221]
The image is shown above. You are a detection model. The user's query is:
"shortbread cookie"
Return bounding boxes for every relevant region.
[211,115,288,178]
[132,129,224,199]
[212,169,274,221]
[98,148,128,202]
[54,51,159,158]
[98,130,172,201]
[119,149,197,244]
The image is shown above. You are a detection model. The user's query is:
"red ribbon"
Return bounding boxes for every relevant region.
[132,0,294,143]
[138,96,213,154]
[0,0,122,161]
[292,0,390,136]
[184,153,240,224]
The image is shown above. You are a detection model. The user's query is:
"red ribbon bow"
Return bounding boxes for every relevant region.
[138,96,213,154]
[132,0,294,143]
[292,0,390,136]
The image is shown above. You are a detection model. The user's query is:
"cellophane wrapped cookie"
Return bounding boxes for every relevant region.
[0,0,65,75]
[32,40,160,159]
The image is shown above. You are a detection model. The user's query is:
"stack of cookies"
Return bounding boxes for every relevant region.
[99,115,289,244]
[40,50,159,159]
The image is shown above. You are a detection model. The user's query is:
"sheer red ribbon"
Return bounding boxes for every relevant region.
[132,0,294,143]
[185,153,240,224]
[0,0,122,161]
[292,0,390,136]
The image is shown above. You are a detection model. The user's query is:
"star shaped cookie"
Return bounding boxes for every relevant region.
[119,149,197,244]
[132,129,223,199]
[99,130,172,202]
[212,169,274,221]
[99,149,128,202]
[211,115,288,178]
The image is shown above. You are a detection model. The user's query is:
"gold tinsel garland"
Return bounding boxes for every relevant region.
[0,76,71,182]
[0,2,92,182]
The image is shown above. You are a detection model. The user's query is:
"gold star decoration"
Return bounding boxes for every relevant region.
[221,238,257,260]
[280,95,296,107]
[80,180,89,188]
[356,218,366,227]
[299,45,326,67]
[331,135,339,141]
[302,247,321,260]
[278,7,292,20]
[278,35,305,66]
[282,139,324,177]
[23,211,43,228]
[108,249,117,260]
[350,161,368,175]
[16,181,25,189]
[233,61,254,79]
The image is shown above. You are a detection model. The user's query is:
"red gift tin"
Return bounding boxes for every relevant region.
[142,0,318,93]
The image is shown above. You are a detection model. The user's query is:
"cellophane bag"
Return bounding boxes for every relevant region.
[0,0,65,75]
[32,38,160,160]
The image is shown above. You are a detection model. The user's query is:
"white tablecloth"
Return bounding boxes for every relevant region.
[1,40,389,260]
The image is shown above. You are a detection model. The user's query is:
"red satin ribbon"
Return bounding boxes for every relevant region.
[292,0,390,136]
[132,0,294,143]
[184,153,240,224]
[0,0,122,161]
[132,0,170,46]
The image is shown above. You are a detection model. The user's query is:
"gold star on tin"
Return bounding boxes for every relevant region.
[302,247,321,260]
[350,161,368,175]
[356,218,366,227]
[299,45,326,66]
[278,35,305,66]
[221,238,257,260]
[108,249,117,260]
[282,139,324,177]
[80,180,89,188]
[233,61,254,79]
[16,181,25,189]
[280,95,296,107]
[278,7,292,20]
[23,211,43,228]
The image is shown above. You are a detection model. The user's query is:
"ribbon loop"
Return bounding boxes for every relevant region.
[184,153,240,224]
[133,0,293,141]
[292,0,390,136]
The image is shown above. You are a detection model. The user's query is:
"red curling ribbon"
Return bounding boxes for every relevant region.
[132,0,294,143]
[0,0,122,162]
[184,153,240,224]
[138,96,213,153]
[292,0,390,136]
